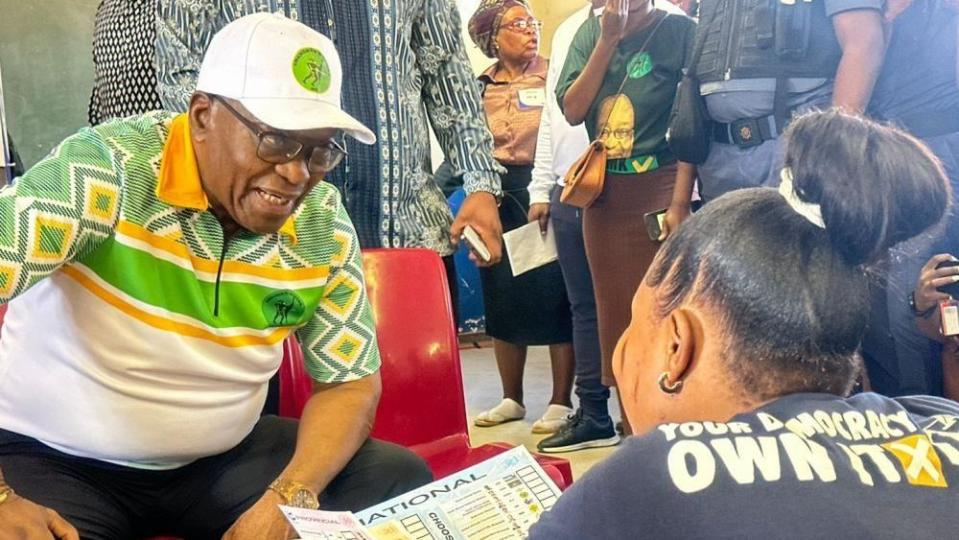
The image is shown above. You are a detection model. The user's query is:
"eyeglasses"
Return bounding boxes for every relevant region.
[210,94,347,175]
[501,18,542,33]
[601,127,633,140]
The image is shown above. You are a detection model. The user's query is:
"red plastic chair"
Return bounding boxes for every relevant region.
[279,248,573,489]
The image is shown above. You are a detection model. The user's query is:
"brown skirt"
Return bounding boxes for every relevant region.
[583,164,678,387]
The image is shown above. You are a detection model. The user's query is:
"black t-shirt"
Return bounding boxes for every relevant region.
[530,393,959,539]
[556,12,696,169]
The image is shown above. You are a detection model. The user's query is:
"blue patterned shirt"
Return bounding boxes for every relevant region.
[156,0,504,255]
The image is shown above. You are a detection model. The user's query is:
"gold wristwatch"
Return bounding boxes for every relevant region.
[268,478,319,510]
[0,486,14,505]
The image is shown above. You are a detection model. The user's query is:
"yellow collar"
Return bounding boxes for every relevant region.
[156,114,298,244]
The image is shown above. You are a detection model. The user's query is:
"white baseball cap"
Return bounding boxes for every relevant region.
[196,13,375,144]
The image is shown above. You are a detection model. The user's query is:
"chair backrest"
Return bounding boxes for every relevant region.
[362,248,469,447]
[278,248,469,447]
[278,337,312,419]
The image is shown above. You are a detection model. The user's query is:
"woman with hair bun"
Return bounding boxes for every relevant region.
[529,110,959,539]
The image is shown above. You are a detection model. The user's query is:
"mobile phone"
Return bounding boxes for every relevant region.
[644,208,667,241]
[461,225,492,263]
[936,260,959,298]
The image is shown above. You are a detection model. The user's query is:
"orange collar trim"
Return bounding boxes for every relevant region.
[156,114,298,244]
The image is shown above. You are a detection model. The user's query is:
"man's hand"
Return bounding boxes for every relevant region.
[222,491,293,540]
[0,494,78,540]
[658,203,690,242]
[915,254,959,314]
[528,203,550,236]
[451,192,503,266]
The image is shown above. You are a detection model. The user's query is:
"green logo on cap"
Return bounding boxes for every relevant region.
[292,47,331,93]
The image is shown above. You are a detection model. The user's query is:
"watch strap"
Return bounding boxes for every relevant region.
[910,291,937,318]
[268,478,319,509]
[0,486,14,505]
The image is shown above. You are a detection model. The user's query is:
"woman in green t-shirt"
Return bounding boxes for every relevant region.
[556,0,697,432]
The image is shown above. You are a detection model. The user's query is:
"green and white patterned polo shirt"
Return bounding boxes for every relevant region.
[0,111,380,469]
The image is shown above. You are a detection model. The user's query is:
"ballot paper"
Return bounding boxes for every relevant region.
[282,447,560,540]
[281,507,376,540]
[503,221,558,277]
[357,446,561,540]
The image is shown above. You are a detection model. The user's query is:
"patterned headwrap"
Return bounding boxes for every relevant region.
[468,0,530,59]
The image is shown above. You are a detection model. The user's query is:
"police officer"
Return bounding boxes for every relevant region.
[665,0,886,220]
[864,0,959,397]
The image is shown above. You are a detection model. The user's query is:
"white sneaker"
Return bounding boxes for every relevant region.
[474,398,526,427]
[531,404,574,434]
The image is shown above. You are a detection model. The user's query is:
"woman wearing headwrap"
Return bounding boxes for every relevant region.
[468,0,580,441]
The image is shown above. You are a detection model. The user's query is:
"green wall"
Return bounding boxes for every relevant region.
[0,0,99,169]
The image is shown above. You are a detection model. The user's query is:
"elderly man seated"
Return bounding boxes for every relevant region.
[0,14,430,539]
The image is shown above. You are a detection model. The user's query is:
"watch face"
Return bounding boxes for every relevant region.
[291,488,319,509]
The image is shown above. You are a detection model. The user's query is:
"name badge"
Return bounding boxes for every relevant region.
[518,88,546,108]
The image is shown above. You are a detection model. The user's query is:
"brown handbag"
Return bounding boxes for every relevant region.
[560,12,670,209]
[560,140,607,208]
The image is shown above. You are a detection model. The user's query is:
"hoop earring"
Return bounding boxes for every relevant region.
[658,372,683,395]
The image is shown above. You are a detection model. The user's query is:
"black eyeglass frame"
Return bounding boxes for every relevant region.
[209,94,348,174]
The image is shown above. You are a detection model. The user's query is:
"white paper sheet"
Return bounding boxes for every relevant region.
[281,507,376,540]
[357,446,561,540]
[503,221,558,277]
[280,447,561,540]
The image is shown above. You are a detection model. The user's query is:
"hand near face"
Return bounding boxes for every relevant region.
[0,494,78,540]
[451,192,503,267]
[600,0,630,43]
[222,491,294,540]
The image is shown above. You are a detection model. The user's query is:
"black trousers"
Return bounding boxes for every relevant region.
[0,417,432,539]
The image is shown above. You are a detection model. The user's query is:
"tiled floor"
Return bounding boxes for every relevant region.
[459,344,621,481]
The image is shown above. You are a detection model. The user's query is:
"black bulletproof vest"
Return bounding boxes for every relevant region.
[694,0,843,83]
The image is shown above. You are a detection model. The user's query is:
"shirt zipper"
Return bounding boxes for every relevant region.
[723,0,739,80]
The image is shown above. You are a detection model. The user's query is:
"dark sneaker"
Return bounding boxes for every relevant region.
[536,409,621,453]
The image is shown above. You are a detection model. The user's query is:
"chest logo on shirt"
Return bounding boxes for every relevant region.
[627,52,653,80]
[263,290,307,327]
[292,48,332,94]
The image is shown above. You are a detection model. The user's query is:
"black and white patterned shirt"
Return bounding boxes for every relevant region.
[88,0,163,126]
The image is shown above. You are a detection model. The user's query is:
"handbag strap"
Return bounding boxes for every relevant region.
[597,11,671,134]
